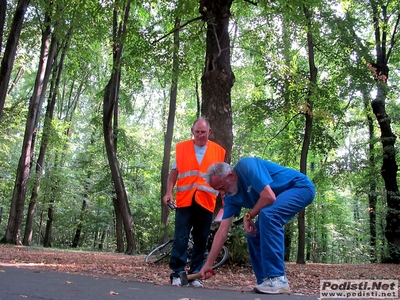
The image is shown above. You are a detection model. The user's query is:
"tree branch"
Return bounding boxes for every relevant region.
[386,13,400,64]
[263,112,303,155]
[243,0,259,5]
[152,16,203,44]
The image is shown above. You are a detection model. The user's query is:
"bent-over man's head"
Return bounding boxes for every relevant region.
[205,162,238,197]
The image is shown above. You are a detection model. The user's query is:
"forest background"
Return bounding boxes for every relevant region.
[0,0,399,269]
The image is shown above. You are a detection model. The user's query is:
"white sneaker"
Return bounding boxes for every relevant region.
[189,279,204,288]
[254,276,291,294]
[171,277,181,286]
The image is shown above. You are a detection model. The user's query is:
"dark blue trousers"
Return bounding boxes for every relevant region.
[169,197,213,278]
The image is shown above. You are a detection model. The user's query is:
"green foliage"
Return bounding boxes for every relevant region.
[225,220,251,266]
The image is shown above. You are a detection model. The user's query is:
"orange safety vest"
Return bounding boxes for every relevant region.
[175,140,226,212]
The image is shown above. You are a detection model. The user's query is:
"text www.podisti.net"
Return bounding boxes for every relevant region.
[320,280,398,298]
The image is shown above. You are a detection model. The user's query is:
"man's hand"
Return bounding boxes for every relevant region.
[244,218,257,236]
[162,195,171,206]
[200,264,214,280]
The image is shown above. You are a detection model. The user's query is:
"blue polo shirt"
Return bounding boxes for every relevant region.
[222,157,313,219]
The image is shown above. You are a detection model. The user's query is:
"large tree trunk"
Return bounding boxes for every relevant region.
[368,3,400,263]
[297,5,315,264]
[160,18,180,244]
[103,0,137,254]
[371,82,399,263]
[2,8,53,245]
[199,0,234,163]
[23,31,61,245]
[104,77,137,253]
[0,0,30,120]
[112,197,124,253]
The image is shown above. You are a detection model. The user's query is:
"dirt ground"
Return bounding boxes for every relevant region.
[0,244,399,296]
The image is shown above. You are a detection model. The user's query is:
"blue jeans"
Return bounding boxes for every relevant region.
[169,197,213,278]
[247,183,315,284]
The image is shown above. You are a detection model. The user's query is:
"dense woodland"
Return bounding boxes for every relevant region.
[0,0,399,266]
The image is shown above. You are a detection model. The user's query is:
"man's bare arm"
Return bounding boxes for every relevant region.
[248,185,276,219]
[200,217,233,278]
[163,169,178,205]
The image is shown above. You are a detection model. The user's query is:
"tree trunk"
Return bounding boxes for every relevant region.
[71,199,87,248]
[112,197,124,253]
[284,219,294,261]
[23,32,60,246]
[0,0,7,55]
[7,66,24,95]
[363,92,378,262]
[0,0,30,120]
[321,226,327,263]
[43,199,54,247]
[160,18,180,244]
[104,77,137,253]
[2,9,53,245]
[297,5,315,264]
[281,16,295,262]
[371,82,400,263]
[199,0,234,163]
[368,3,400,263]
[103,0,136,254]
[99,230,106,250]
[43,150,62,248]
[37,209,44,245]
[71,139,93,249]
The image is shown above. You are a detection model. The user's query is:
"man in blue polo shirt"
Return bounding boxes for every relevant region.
[199,157,316,294]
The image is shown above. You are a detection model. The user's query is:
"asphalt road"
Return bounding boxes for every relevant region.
[0,265,319,300]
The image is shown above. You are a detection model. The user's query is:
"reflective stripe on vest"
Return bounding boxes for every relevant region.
[177,170,199,178]
[177,182,218,196]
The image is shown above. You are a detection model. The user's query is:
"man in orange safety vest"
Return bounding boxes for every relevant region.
[163,117,225,287]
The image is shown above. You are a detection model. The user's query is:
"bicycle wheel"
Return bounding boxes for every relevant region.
[211,245,229,269]
[145,239,173,263]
